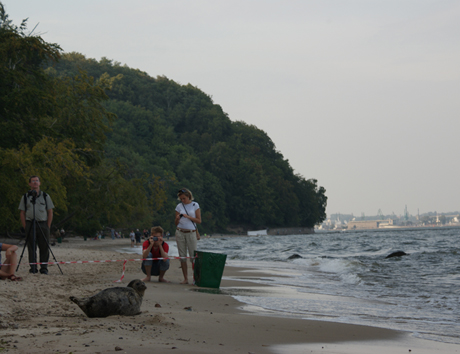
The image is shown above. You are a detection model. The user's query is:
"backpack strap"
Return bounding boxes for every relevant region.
[24,192,49,212]
[43,192,48,210]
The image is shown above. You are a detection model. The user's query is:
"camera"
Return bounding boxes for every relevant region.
[152,236,158,241]
[28,190,37,197]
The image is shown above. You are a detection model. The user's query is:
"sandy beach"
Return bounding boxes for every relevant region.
[1,237,459,354]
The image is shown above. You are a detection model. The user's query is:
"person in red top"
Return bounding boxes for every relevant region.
[141,226,170,283]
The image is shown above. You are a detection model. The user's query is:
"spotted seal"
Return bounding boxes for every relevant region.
[70,279,147,318]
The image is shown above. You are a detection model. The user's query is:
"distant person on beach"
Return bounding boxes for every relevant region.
[0,243,23,281]
[141,226,170,283]
[175,188,201,284]
[130,230,135,247]
[135,229,142,246]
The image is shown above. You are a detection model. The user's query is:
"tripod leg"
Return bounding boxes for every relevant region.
[16,228,30,272]
[35,222,64,275]
[16,222,38,273]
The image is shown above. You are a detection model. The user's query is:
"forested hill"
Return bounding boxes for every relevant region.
[0,4,326,234]
[50,53,327,233]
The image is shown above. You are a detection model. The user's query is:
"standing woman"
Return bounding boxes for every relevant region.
[129,230,135,247]
[175,188,201,284]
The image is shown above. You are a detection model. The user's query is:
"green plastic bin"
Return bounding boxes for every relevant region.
[193,251,227,288]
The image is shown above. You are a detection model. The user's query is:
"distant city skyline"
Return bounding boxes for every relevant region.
[6,1,460,217]
[329,208,460,219]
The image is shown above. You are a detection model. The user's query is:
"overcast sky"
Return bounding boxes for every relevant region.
[6,0,460,217]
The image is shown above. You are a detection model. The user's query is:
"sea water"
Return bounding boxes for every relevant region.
[196,228,460,345]
[119,228,459,344]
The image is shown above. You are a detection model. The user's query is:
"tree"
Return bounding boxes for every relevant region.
[46,68,119,165]
[0,3,61,149]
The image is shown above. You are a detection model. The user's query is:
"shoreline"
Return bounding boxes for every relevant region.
[1,237,459,353]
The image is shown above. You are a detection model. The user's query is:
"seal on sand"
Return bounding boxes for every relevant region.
[70,279,147,318]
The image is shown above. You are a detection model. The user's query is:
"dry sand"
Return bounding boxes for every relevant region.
[1,237,459,354]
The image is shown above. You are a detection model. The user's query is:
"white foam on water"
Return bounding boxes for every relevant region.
[318,258,354,273]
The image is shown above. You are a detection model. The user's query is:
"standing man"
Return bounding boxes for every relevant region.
[135,229,142,246]
[18,176,54,274]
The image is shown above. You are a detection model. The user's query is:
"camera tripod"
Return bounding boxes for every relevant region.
[16,192,63,275]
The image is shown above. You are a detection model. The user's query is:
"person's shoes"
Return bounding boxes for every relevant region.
[29,268,38,274]
[39,269,48,275]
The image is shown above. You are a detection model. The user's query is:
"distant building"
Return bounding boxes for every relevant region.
[347,220,379,230]
[377,219,395,228]
[347,219,394,230]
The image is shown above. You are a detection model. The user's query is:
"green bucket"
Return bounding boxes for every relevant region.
[193,251,227,288]
[57,237,62,244]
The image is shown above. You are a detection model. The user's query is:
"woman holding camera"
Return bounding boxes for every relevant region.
[175,188,201,284]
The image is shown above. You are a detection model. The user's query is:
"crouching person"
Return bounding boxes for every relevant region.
[141,226,170,283]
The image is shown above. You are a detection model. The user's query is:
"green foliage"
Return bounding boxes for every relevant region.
[46,68,119,165]
[0,3,61,149]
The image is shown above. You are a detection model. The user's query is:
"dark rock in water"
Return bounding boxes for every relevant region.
[288,254,303,260]
[70,279,146,318]
[385,251,408,259]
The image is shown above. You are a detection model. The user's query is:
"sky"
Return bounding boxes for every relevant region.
[5,0,460,218]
